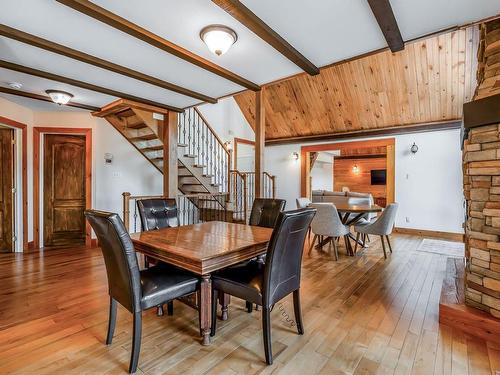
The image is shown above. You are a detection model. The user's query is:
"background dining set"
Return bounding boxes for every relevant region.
[83,193,397,373]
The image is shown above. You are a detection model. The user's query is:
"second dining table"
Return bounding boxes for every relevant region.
[130,221,273,346]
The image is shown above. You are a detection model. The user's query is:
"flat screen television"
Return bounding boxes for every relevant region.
[371,169,386,185]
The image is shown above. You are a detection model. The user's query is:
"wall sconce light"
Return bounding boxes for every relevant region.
[224,140,232,151]
[410,142,419,154]
[292,152,299,160]
[352,164,359,174]
[104,153,113,165]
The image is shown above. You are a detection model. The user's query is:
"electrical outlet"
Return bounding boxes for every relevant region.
[405,217,410,223]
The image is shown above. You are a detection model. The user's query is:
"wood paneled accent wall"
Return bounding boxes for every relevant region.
[235,27,478,141]
[474,19,500,100]
[333,157,387,200]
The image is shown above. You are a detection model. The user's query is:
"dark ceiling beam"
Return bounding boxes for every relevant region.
[0,24,216,104]
[366,0,404,52]
[0,86,100,111]
[0,60,183,113]
[212,0,319,75]
[55,0,260,91]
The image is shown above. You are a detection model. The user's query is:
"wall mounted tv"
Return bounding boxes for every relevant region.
[370,169,386,185]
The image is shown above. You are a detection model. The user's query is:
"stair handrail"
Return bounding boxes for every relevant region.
[178,107,231,193]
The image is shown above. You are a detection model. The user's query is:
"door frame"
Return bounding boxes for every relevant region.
[0,116,28,251]
[33,127,92,248]
[300,138,395,203]
[233,137,255,170]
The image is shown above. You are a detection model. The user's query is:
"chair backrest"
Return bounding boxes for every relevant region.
[136,198,179,231]
[263,208,316,306]
[296,197,311,209]
[309,203,345,236]
[369,203,399,235]
[84,210,141,313]
[249,198,286,228]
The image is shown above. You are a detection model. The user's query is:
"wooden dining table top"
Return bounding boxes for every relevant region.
[333,202,383,213]
[130,221,273,275]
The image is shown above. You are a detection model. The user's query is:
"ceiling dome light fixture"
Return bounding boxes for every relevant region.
[45,89,74,105]
[200,24,237,56]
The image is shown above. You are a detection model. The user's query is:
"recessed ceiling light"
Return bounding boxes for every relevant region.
[45,90,74,105]
[7,82,22,90]
[200,25,237,56]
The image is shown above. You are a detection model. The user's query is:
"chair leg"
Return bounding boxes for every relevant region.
[354,232,360,254]
[293,290,304,335]
[308,227,311,243]
[156,304,164,316]
[246,301,253,313]
[129,311,142,374]
[386,235,393,253]
[380,236,387,259]
[366,234,370,243]
[308,234,318,255]
[167,301,174,316]
[262,306,273,365]
[210,289,218,337]
[331,238,339,261]
[362,234,366,247]
[106,297,117,345]
[344,235,352,256]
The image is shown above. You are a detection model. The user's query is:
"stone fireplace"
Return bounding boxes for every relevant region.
[463,18,500,319]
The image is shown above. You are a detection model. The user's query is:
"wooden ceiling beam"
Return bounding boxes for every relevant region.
[55,0,260,91]
[367,0,404,53]
[0,59,183,113]
[0,86,100,111]
[0,24,217,104]
[265,120,462,146]
[212,0,319,75]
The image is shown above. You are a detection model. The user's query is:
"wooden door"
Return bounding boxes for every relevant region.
[0,128,14,252]
[43,134,86,247]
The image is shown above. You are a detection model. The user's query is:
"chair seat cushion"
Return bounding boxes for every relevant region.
[212,261,265,305]
[140,264,198,310]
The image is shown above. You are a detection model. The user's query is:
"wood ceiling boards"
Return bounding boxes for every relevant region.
[235,27,478,141]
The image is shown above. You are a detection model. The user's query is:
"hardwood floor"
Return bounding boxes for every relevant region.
[1,235,499,374]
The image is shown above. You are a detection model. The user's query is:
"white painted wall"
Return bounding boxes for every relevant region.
[197,97,255,143]
[265,129,465,233]
[311,161,334,191]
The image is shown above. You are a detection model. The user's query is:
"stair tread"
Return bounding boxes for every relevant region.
[178,143,188,147]
[183,154,196,158]
[141,145,163,152]
[129,133,158,141]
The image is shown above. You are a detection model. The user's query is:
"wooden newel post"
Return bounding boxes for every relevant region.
[122,192,131,231]
[163,111,178,198]
[255,88,265,198]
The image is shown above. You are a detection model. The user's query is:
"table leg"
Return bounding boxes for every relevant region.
[200,274,212,346]
[219,293,230,321]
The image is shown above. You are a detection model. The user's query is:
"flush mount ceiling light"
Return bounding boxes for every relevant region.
[45,90,73,105]
[7,82,23,90]
[200,25,237,56]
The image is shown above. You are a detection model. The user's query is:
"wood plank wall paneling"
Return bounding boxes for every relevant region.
[474,19,500,100]
[234,27,479,141]
[333,157,387,199]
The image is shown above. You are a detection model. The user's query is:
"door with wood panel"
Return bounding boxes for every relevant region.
[0,128,14,252]
[43,134,86,247]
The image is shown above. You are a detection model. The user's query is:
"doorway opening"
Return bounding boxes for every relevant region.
[33,127,92,249]
[301,138,395,206]
[0,116,27,252]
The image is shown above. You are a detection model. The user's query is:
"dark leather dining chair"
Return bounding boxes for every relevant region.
[84,210,199,374]
[249,198,286,228]
[210,208,316,365]
[136,198,179,315]
[246,198,286,312]
[136,198,179,231]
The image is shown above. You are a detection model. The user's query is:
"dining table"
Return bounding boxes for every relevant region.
[130,221,273,346]
[316,202,383,255]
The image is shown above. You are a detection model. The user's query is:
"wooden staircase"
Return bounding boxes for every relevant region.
[93,99,224,198]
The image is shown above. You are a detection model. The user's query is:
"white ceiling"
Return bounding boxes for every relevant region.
[0,0,498,112]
